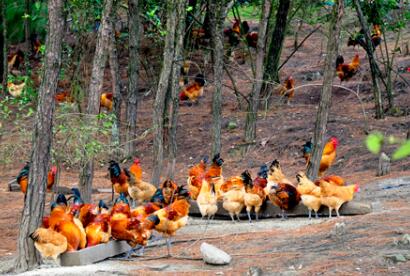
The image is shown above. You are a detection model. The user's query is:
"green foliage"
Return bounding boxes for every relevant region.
[392,140,410,161]
[66,0,103,33]
[365,132,384,154]
[365,132,410,160]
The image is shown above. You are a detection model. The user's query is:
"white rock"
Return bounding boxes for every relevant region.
[200,242,231,265]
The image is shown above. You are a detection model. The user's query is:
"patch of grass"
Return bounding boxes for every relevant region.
[227,3,261,22]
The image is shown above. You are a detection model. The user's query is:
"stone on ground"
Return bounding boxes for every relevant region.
[200,242,231,265]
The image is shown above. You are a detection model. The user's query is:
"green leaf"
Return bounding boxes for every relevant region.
[186,6,193,12]
[365,132,384,154]
[392,140,410,160]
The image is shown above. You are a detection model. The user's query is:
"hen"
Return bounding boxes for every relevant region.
[336,54,360,82]
[100,92,113,111]
[85,200,112,247]
[222,171,251,222]
[244,167,267,223]
[265,160,293,195]
[278,76,295,104]
[187,156,208,200]
[179,74,206,104]
[128,160,156,207]
[196,176,218,221]
[296,172,321,219]
[30,227,68,261]
[319,181,360,218]
[268,182,301,220]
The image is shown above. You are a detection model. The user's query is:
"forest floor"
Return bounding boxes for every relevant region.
[0,23,410,275]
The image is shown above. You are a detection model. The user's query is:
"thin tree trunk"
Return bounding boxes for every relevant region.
[24,0,31,72]
[306,0,344,180]
[1,0,7,93]
[125,0,140,158]
[244,0,272,145]
[79,0,113,202]
[0,0,4,88]
[109,12,122,159]
[263,0,291,89]
[208,0,230,157]
[151,1,177,186]
[167,0,186,179]
[14,0,64,271]
[353,0,384,119]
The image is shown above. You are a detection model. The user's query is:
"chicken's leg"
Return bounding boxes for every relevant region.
[336,208,340,218]
[236,213,241,222]
[308,209,312,220]
[166,238,172,257]
[229,213,235,223]
[328,207,332,218]
[315,211,319,219]
[255,212,259,221]
[247,210,252,223]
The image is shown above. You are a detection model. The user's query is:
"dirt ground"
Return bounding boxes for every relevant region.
[0,21,410,275]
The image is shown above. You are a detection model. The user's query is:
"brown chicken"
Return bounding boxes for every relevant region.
[131,202,161,221]
[108,160,130,197]
[336,54,360,82]
[17,163,57,195]
[196,176,218,220]
[265,160,294,196]
[187,156,208,200]
[348,24,382,52]
[85,201,111,247]
[244,167,267,223]
[30,227,68,261]
[205,153,225,199]
[278,76,295,104]
[316,175,345,186]
[149,179,179,208]
[268,183,301,219]
[179,74,206,104]
[55,91,74,103]
[100,92,113,111]
[128,161,156,207]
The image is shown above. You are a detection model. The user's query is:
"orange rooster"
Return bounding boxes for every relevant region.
[336,54,360,82]
[187,156,208,200]
[17,163,57,194]
[85,200,111,247]
[348,24,382,52]
[302,137,339,176]
[179,74,206,104]
[278,76,295,104]
[205,153,224,199]
[108,160,130,197]
[129,158,143,181]
[268,182,301,219]
[100,92,113,111]
[131,202,161,221]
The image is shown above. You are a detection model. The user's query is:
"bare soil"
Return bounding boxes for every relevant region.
[1,23,410,275]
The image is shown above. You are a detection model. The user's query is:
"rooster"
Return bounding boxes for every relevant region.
[129,158,143,181]
[187,156,208,200]
[319,181,360,218]
[85,200,112,247]
[17,163,57,194]
[336,54,360,82]
[179,74,206,104]
[100,92,113,111]
[244,167,267,223]
[347,24,382,52]
[268,182,301,220]
[205,153,224,200]
[108,160,130,198]
[265,160,294,196]
[302,137,339,176]
[127,159,156,207]
[296,172,322,219]
[278,76,295,104]
[222,171,251,222]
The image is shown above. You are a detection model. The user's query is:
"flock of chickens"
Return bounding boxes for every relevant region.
[19,136,360,262]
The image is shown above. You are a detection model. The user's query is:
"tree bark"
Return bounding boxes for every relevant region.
[79,0,113,202]
[306,0,344,180]
[166,0,186,179]
[24,0,31,53]
[208,0,230,157]
[353,0,384,119]
[151,1,178,186]
[263,0,291,88]
[125,0,140,158]
[109,10,122,159]
[14,0,64,271]
[1,0,7,93]
[244,0,272,146]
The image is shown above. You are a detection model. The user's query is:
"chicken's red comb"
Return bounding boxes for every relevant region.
[330,137,339,147]
[354,184,360,193]
[134,158,140,164]
[407,67,410,73]
[50,166,57,174]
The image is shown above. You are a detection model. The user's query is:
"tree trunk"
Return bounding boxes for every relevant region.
[262,0,291,90]
[208,0,230,157]
[244,0,272,146]
[79,0,113,202]
[167,0,186,179]
[109,13,122,159]
[151,1,178,186]
[125,0,140,158]
[353,0,384,119]
[14,0,64,271]
[306,0,344,180]
[0,0,3,87]
[23,0,31,72]
[1,0,7,93]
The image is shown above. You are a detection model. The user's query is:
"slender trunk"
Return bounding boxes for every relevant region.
[125,0,140,158]
[24,0,31,72]
[208,0,230,157]
[167,0,186,179]
[79,0,113,202]
[244,0,272,145]
[0,0,4,87]
[263,0,291,86]
[14,0,64,272]
[151,2,177,185]
[109,13,122,159]
[1,0,7,93]
[306,0,344,180]
[353,0,384,119]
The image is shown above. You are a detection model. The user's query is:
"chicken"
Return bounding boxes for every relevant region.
[196,177,218,220]
[205,153,224,200]
[278,76,295,104]
[179,74,206,104]
[347,24,382,52]
[78,203,98,228]
[302,137,339,176]
[55,91,74,103]
[108,160,130,197]
[7,49,24,71]
[85,201,111,247]
[265,160,293,196]
[246,31,258,48]
[128,160,157,207]
[100,92,113,111]
[244,168,267,223]
[222,171,251,222]
[146,187,191,256]
[130,202,161,221]
[187,156,208,200]
[30,228,68,260]
[17,163,57,194]
[336,54,360,82]
[316,175,345,186]
[268,183,301,219]
[296,172,322,219]
[129,158,143,181]
[31,34,42,58]
[150,179,179,208]
[179,61,191,87]
[319,181,360,218]
[7,82,26,97]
